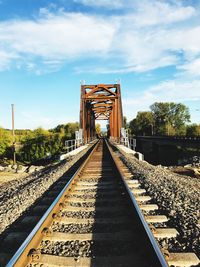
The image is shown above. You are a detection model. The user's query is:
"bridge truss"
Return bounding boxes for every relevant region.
[80,83,123,142]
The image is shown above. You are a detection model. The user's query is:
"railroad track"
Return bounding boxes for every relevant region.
[3,139,200,267]
[0,144,95,266]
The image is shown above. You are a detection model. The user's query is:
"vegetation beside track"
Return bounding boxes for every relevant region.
[129,101,200,136]
[0,122,79,164]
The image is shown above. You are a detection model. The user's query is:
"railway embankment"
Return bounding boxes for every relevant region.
[116,145,200,258]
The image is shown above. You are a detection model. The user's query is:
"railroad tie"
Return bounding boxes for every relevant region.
[135,195,151,202]
[153,228,178,239]
[131,188,146,194]
[145,215,168,223]
[139,204,159,211]
[168,253,200,267]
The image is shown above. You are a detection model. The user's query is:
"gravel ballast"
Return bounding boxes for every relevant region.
[116,147,200,257]
[0,145,91,235]
[40,239,136,257]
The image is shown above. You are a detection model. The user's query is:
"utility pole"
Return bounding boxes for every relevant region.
[150,123,154,136]
[11,104,16,165]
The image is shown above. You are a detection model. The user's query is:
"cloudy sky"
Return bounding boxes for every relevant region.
[0,0,200,129]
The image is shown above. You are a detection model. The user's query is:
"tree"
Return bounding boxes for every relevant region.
[186,124,200,136]
[0,122,80,164]
[15,129,32,142]
[95,123,101,136]
[33,127,49,137]
[106,123,110,138]
[52,124,65,136]
[65,122,79,139]
[20,131,63,163]
[51,122,79,139]
[123,116,128,129]
[129,111,154,136]
[0,128,12,157]
[150,102,190,135]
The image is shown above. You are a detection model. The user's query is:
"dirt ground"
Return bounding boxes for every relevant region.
[0,172,29,185]
[169,166,200,178]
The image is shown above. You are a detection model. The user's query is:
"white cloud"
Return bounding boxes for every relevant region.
[129,1,195,27]
[0,12,117,72]
[0,0,199,74]
[111,30,179,72]
[0,51,19,70]
[74,1,199,74]
[74,0,124,9]
[75,54,178,74]
[123,79,200,121]
[178,58,200,76]
[74,0,195,26]
[16,15,114,57]
[77,23,200,74]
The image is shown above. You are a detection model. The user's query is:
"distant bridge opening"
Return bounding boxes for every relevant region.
[95,120,108,137]
[80,83,123,142]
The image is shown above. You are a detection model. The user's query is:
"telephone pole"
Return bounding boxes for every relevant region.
[11,104,16,165]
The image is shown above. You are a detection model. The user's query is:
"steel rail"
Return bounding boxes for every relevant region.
[6,140,99,267]
[105,139,169,267]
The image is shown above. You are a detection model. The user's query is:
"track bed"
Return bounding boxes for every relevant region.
[5,139,199,267]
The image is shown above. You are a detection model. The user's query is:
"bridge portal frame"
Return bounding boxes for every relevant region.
[80,84,123,142]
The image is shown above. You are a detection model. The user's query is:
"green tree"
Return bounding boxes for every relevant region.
[129,111,154,136]
[33,127,49,137]
[150,102,190,135]
[0,128,12,157]
[106,123,110,138]
[51,124,65,136]
[186,124,200,136]
[0,122,80,164]
[65,122,79,139]
[95,123,101,136]
[19,123,80,163]
[123,116,128,129]
[52,122,79,139]
[15,129,32,142]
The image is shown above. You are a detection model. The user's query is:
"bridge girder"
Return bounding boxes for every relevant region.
[80,84,123,142]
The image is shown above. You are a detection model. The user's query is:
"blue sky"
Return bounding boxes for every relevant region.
[0,0,200,129]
